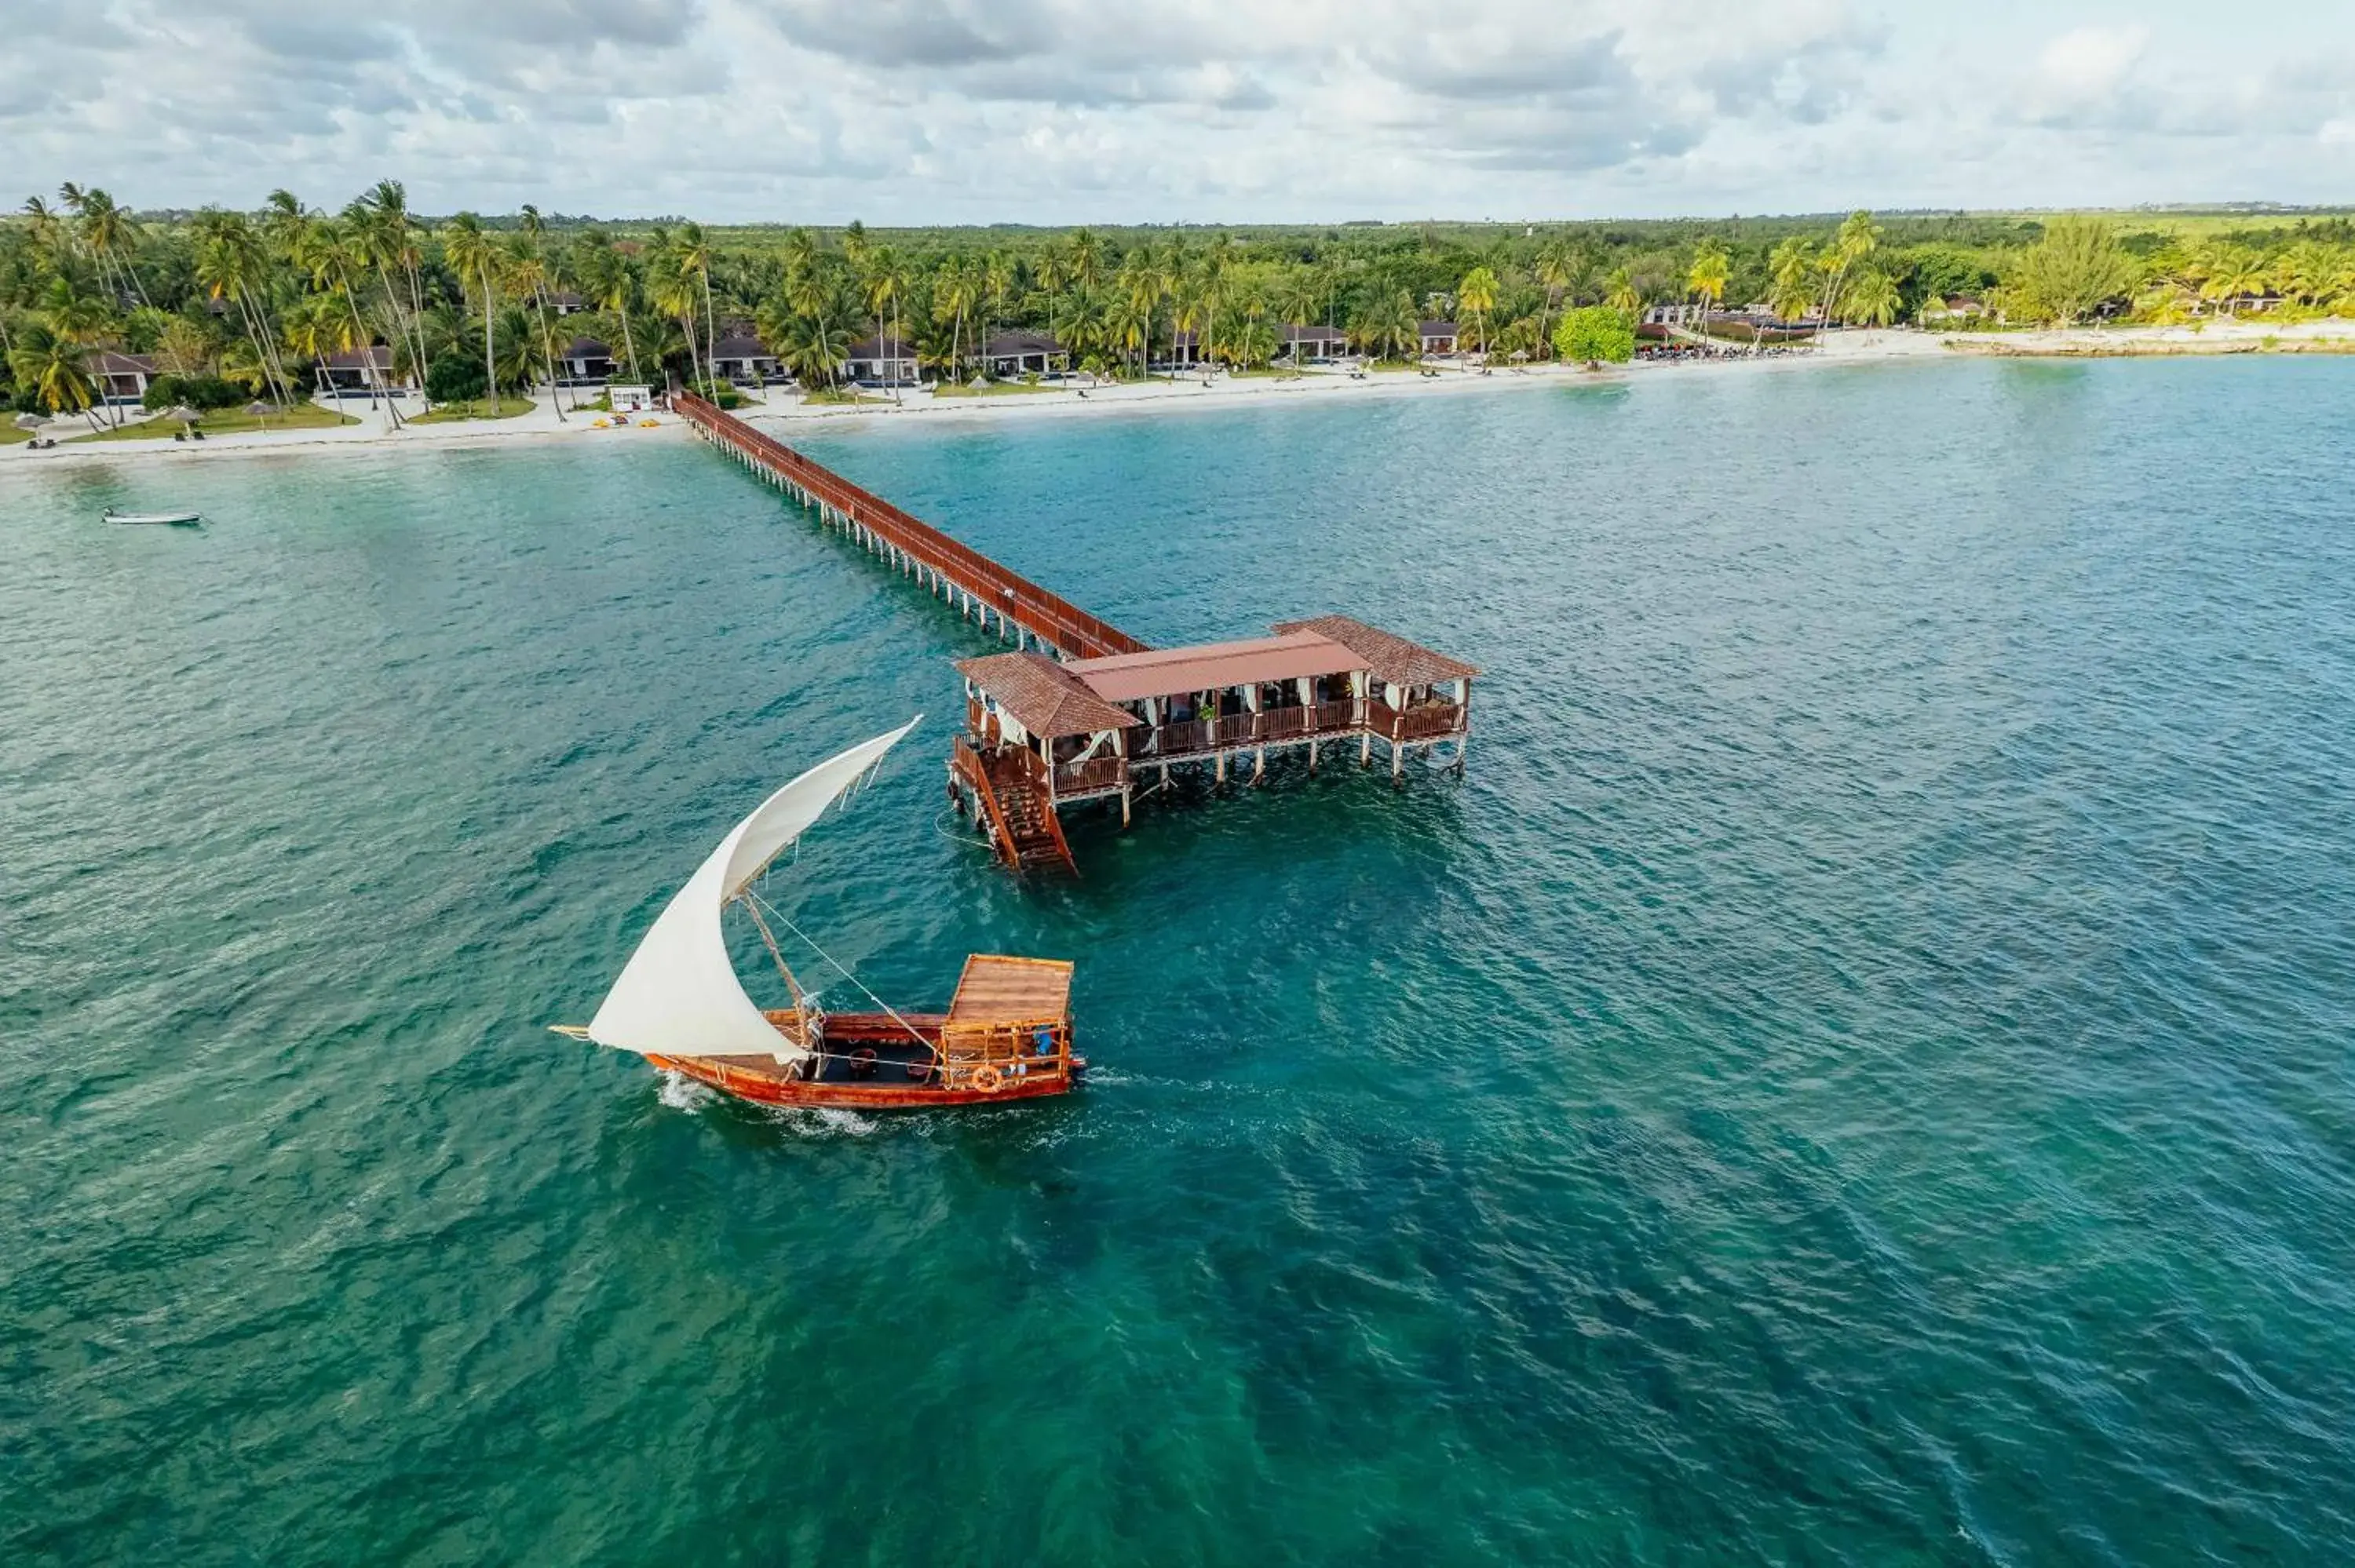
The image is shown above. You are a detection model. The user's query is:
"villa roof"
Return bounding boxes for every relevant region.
[562,336,612,359]
[550,290,586,308]
[1068,630,1364,704]
[711,334,774,359]
[846,334,914,357]
[984,330,1063,356]
[1418,320,1459,337]
[958,651,1140,739]
[1283,323,1348,341]
[1271,615,1478,687]
[320,345,395,369]
[91,350,157,374]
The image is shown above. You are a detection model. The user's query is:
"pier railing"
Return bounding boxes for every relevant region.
[675,392,1148,662]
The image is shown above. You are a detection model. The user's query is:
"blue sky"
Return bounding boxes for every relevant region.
[9,0,2352,221]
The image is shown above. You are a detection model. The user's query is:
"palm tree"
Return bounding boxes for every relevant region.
[1104,292,1150,381]
[440,213,504,414]
[675,221,719,395]
[1685,240,1729,339]
[293,213,403,422]
[1458,265,1499,362]
[1843,268,1901,331]
[1605,266,1643,313]
[1351,290,1418,362]
[1814,210,1882,330]
[573,229,640,381]
[192,208,294,406]
[780,314,851,392]
[1533,239,1578,359]
[935,257,978,382]
[1768,237,1816,343]
[8,322,102,431]
[353,181,433,405]
[511,209,568,419]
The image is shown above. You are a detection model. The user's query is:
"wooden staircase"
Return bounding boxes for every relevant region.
[955,740,1078,876]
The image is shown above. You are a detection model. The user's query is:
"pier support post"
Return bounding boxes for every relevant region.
[1253,746,1265,785]
[1309,737,1319,774]
[1215,750,1226,786]
[1360,732,1372,768]
[1392,740,1404,788]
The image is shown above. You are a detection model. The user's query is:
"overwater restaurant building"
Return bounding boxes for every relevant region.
[952,614,1476,871]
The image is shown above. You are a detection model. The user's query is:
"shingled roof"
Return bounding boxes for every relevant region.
[1271,615,1479,687]
[958,651,1140,740]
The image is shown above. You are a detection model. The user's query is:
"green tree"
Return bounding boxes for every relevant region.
[1685,239,1729,333]
[1843,268,1901,329]
[1554,304,1634,368]
[7,321,101,429]
[2003,217,2138,326]
[440,213,505,414]
[1457,264,1499,360]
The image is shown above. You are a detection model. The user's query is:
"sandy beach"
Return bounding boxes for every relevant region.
[9,315,2348,472]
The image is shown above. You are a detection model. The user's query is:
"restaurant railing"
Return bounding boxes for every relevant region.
[1368,702,1468,742]
[1053,755,1127,797]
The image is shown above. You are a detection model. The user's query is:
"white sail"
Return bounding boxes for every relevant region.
[586,717,919,1064]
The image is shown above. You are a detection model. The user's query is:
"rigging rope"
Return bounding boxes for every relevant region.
[742,888,936,1052]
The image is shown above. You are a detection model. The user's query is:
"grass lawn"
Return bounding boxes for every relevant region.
[801,388,894,405]
[409,397,536,425]
[930,380,1059,398]
[67,404,360,443]
[1,422,37,445]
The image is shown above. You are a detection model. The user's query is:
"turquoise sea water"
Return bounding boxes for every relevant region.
[4,359,2353,1564]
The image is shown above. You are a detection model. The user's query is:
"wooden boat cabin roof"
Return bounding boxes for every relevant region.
[958,651,1141,740]
[1066,629,1365,703]
[947,954,1075,1024]
[1271,614,1481,686]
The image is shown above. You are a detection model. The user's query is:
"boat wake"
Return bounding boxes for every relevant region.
[655,1069,718,1114]
[763,1105,886,1138]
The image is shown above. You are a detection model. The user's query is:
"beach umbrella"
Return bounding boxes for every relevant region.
[246,401,276,416]
[14,411,48,431]
[166,404,202,424]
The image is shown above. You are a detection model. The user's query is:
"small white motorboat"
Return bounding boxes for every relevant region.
[103,508,203,527]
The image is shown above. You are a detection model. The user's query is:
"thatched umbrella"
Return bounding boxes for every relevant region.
[166,403,202,425]
[14,411,49,431]
[246,401,275,416]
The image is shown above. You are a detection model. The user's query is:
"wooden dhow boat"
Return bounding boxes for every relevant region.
[555,719,1083,1110]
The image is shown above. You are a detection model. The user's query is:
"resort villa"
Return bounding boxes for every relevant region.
[844,334,919,386]
[983,330,1068,377]
[558,336,616,384]
[90,350,157,404]
[1281,323,1350,360]
[314,345,411,396]
[1418,320,1461,356]
[710,332,783,385]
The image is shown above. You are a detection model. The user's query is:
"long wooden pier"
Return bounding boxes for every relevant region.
[674,392,1148,661]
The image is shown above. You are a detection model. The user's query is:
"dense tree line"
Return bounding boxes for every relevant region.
[9,184,2355,425]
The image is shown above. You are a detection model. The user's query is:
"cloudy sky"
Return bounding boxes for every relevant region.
[10,0,2353,223]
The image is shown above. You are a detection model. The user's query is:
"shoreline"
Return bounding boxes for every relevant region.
[7,316,2348,472]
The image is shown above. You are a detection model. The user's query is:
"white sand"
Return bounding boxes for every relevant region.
[10,317,2346,471]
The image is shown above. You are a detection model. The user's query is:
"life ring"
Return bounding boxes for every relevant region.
[970,1064,1005,1094]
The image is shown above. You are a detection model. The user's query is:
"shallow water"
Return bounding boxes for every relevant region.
[4,359,2353,1564]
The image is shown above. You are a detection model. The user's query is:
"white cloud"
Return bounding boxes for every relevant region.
[3,1,2352,220]
[2035,24,2148,101]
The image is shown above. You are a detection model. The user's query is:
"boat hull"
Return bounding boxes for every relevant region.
[648,1052,1079,1110]
[644,1008,1081,1111]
